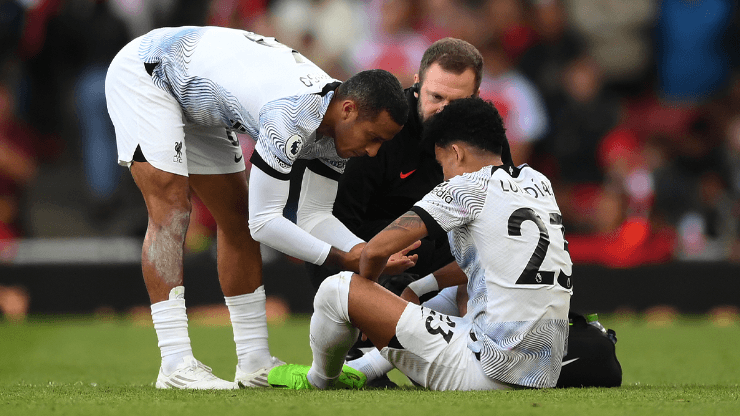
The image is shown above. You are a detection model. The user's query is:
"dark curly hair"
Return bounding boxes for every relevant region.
[335,69,408,126]
[422,97,512,164]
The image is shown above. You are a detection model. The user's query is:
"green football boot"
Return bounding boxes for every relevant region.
[268,364,366,390]
[334,365,367,389]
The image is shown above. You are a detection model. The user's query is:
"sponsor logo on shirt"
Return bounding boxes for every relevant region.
[325,159,346,171]
[273,154,291,170]
[431,185,453,204]
[400,169,416,179]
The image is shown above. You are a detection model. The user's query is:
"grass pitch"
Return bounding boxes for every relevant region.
[1,314,738,416]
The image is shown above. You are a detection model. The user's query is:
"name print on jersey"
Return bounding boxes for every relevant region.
[500,178,553,199]
[299,72,331,87]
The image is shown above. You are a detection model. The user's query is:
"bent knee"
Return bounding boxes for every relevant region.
[143,187,192,229]
[148,208,191,239]
[314,271,353,321]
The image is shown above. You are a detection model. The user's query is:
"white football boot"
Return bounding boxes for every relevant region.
[235,356,286,388]
[156,356,238,390]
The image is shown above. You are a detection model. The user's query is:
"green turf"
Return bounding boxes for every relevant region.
[1,315,738,416]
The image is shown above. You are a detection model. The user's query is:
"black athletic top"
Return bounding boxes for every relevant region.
[332,85,454,276]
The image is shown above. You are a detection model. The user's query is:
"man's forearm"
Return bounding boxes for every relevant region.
[323,243,365,272]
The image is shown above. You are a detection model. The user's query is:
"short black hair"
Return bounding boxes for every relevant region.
[335,69,408,126]
[419,38,484,92]
[422,97,511,163]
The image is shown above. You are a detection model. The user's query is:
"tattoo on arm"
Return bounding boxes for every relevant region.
[385,211,425,232]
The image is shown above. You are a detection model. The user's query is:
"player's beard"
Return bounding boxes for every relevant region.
[417,98,427,125]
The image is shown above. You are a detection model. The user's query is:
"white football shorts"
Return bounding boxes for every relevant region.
[421,286,460,316]
[381,303,512,391]
[105,36,245,177]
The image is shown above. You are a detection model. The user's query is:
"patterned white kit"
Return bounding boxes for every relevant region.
[382,303,512,391]
[105,34,245,176]
[410,164,573,388]
[105,26,346,177]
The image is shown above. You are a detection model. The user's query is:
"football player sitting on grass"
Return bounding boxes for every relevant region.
[268,97,574,390]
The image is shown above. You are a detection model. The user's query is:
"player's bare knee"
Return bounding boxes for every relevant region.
[145,181,192,225]
[314,271,353,322]
[147,201,191,231]
[166,208,191,236]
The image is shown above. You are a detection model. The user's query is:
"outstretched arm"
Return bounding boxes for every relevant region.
[296,162,417,273]
[249,165,416,273]
[360,211,428,282]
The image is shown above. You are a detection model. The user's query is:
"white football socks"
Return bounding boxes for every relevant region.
[225,286,272,373]
[307,272,359,389]
[346,347,394,381]
[151,286,193,375]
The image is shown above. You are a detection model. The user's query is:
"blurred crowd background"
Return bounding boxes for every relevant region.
[1,0,740,269]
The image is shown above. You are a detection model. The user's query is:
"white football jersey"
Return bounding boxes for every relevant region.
[137,26,346,176]
[412,164,573,388]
